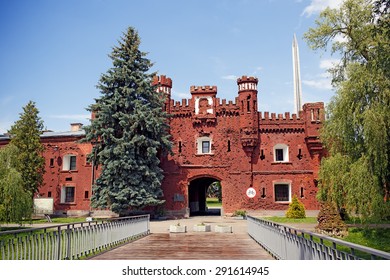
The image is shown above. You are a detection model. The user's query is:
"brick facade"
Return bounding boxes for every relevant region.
[0,75,325,217]
[155,75,324,216]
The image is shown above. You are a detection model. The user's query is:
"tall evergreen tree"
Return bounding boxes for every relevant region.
[83,27,172,215]
[9,101,45,197]
[304,0,390,221]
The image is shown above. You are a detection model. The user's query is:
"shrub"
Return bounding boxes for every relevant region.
[233,210,247,217]
[316,201,348,238]
[286,195,306,219]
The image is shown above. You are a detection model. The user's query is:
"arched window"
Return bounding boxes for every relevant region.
[273,144,289,162]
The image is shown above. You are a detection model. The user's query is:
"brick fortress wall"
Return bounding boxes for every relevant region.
[154,75,325,216]
[0,75,325,217]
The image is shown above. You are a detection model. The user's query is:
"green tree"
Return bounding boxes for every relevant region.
[0,144,33,224]
[207,181,222,202]
[304,0,390,221]
[83,27,172,215]
[9,101,45,197]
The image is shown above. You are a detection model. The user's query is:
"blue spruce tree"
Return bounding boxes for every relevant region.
[84,27,172,215]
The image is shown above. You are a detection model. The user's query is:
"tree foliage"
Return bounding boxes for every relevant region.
[207,181,222,202]
[0,144,33,224]
[83,27,172,215]
[9,101,45,196]
[304,0,390,221]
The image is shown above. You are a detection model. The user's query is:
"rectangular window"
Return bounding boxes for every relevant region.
[275,149,284,161]
[63,155,77,171]
[202,141,210,154]
[274,184,290,202]
[84,191,89,199]
[50,158,54,167]
[61,186,75,203]
[69,156,76,170]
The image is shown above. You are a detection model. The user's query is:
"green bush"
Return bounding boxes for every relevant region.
[233,210,247,217]
[286,195,306,219]
[316,201,348,237]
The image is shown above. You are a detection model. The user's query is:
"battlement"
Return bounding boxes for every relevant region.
[153,75,172,88]
[260,111,302,122]
[237,76,258,92]
[190,85,217,95]
[237,76,258,83]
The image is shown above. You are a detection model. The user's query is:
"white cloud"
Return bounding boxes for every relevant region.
[302,79,332,90]
[49,114,90,120]
[319,58,340,70]
[302,0,344,17]
[221,75,238,81]
[333,33,348,44]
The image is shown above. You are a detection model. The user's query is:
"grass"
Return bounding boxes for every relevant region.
[31,217,97,224]
[206,197,222,207]
[343,227,390,253]
[263,216,318,224]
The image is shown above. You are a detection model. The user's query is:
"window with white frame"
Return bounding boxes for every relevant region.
[273,144,289,162]
[63,155,77,171]
[197,136,212,154]
[61,186,75,203]
[274,183,290,202]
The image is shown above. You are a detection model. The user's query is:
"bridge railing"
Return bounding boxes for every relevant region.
[247,215,390,260]
[0,214,150,260]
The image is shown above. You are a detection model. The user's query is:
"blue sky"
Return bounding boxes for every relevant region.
[0,0,343,133]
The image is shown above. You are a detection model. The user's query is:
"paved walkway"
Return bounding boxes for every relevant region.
[90,216,276,260]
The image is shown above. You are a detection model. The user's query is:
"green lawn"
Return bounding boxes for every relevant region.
[343,227,390,253]
[31,217,96,224]
[206,197,222,207]
[263,216,318,224]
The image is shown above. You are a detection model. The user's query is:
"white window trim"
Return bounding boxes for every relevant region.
[60,186,75,203]
[63,154,76,171]
[273,144,289,162]
[273,182,291,203]
[196,136,212,155]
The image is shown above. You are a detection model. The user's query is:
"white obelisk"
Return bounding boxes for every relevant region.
[292,34,303,115]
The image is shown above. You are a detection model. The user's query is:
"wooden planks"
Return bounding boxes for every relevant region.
[89,232,275,260]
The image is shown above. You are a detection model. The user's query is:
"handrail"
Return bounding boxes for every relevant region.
[0,214,150,260]
[247,215,390,260]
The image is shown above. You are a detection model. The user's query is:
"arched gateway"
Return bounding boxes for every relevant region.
[188,176,221,216]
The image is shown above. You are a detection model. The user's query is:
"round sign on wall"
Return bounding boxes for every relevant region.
[246,187,256,198]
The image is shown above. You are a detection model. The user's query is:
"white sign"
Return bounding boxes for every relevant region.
[33,198,54,214]
[246,187,256,198]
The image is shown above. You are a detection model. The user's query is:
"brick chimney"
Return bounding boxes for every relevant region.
[70,123,83,132]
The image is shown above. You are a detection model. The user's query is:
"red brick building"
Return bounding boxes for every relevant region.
[0,75,325,217]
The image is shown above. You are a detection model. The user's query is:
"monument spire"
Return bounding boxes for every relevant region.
[292,33,303,115]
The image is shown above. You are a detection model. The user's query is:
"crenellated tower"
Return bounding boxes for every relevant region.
[237,76,259,154]
[153,75,172,113]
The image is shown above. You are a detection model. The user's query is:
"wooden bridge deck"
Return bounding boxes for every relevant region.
[89,232,275,260]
